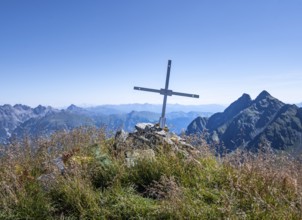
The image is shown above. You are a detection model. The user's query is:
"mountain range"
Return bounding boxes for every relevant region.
[2,94,301,155]
[187,91,302,155]
[0,104,213,144]
[82,103,225,115]
[0,104,56,143]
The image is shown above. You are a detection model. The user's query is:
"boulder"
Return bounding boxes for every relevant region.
[114,129,129,151]
[135,123,154,132]
[115,129,129,142]
[52,156,66,175]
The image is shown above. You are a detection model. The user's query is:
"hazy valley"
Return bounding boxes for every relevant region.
[0,103,218,145]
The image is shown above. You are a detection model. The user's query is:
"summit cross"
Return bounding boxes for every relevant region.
[134,60,199,129]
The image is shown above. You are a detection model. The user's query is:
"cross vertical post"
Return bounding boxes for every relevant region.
[159,60,172,128]
[134,60,199,129]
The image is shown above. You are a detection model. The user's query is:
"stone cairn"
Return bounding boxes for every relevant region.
[38,123,199,190]
[114,123,199,167]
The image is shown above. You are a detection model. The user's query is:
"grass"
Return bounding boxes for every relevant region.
[0,127,301,219]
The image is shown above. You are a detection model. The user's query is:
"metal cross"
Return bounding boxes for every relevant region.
[134,60,199,128]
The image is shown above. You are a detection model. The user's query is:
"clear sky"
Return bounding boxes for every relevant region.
[0,0,301,107]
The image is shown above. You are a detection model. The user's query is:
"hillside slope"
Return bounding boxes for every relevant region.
[0,128,301,219]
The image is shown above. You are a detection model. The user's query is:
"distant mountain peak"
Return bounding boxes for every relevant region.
[67,104,79,111]
[187,90,302,154]
[2,104,12,108]
[13,104,31,110]
[223,92,252,115]
[253,90,284,110]
[239,93,252,103]
[255,90,272,101]
[35,104,45,109]
[66,104,88,114]
[33,105,47,113]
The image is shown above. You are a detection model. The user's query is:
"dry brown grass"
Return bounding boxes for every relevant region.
[0,127,301,219]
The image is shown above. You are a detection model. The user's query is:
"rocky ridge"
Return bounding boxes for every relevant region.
[0,104,56,143]
[187,91,302,154]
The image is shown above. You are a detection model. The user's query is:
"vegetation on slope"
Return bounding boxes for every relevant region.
[0,127,301,219]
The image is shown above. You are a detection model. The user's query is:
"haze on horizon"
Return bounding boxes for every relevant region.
[0,0,301,108]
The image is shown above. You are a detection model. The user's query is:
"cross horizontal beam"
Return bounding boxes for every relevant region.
[133,86,160,94]
[171,91,199,98]
[134,86,199,98]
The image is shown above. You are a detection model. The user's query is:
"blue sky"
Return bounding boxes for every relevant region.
[0,0,301,107]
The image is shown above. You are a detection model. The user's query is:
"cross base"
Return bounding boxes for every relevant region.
[159,117,166,129]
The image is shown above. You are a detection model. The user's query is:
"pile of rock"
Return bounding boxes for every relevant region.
[114,123,198,166]
[37,123,199,189]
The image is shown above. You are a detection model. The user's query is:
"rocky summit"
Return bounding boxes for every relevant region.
[187,90,302,155]
[114,123,199,167]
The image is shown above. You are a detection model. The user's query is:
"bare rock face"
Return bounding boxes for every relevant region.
[114,123,198,166]
[187,90,302,155]
[0,104,56,143]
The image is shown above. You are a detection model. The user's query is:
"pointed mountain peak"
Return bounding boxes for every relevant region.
[206,93,252,131]
[34,105,46,110]
[239,93,252,102]
[255,90,272,101]
[66,104,87,114]
[67,104,79,111]
[33,105,48,114]
[225,93,252,113]
[253,90,284,110]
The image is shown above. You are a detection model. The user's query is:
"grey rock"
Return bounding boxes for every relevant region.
[114,123,198,161]
[170,134,184,143]
[155,130,167,137]
[135,123,154,132]
[211,131,219,143]
[179,141,195,150]
[115,129,129,142]
[52,157,65,174]
[163,137,174,145]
